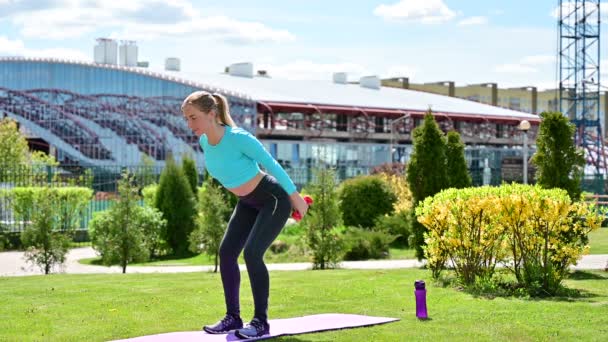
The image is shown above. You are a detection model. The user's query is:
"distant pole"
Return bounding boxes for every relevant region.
[389,113,410,163]
[519,120,531,184]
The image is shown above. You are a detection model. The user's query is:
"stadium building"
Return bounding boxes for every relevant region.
[0,42,540,188]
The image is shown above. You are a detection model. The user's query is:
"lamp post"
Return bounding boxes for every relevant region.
[389,113,410,163]
[518,120,531,184]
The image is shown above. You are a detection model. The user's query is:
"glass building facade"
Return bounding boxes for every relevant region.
[0,58,535,188]
[0,58,256,167]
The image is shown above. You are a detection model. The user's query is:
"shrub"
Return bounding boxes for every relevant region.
[339,175,397,229]
[155,156,196,255]
[374,211,412,247]
[141,184,158,207]
[189,181,232,272]
[417,184,602,295]
[182,155,199,198]
[531,111,585,202]
[303,168,344,269]
[445,131,472,189]
[406,112,449,259]
[343,227,397,261]
[376,173,412,215]
[89,172,166,273]
[10,186,92,274]
[269,240,289,253]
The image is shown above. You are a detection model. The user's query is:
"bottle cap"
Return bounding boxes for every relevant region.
[414,280,426,290]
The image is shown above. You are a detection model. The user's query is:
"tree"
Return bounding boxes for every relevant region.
[189,181,231,272]
[531,111,585,201]
[304,168,344,269]
[0,118,29,182]
[15,187,92,274]
[155,155,197,255]
[135,154,157,187]
[406,111,449,260]
[182,155,199,197]
[446,131,472,189]
[89,172,166,273]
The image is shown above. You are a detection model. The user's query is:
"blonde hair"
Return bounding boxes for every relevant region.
[181,91,236,127]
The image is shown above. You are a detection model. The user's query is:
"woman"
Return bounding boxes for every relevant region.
[182,91,309,339]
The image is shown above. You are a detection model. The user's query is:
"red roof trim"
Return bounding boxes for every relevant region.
[257,101,541,124]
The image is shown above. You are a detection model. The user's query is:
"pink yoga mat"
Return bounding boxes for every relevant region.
[111,313,399,341]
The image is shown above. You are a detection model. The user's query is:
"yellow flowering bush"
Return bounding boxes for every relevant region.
[417,187,508,284]
[377,173,412,214]
[417,184,602,294]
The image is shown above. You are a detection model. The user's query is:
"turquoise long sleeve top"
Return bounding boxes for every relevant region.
[199,125,297,195]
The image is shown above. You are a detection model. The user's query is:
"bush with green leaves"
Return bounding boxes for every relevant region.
[182,155,199,198]
[155,156,197,255]
[342,227,397,261]
[374,211,412,248]
[417,184,602,295]
[188,181,232,272]
[531,111,585,201]
[338,175,397,229]
[446,130,472,189]
[135,154,157,187]
[141,184,158,207]
[406,111,449,260]
[303,168,344,269]
[11,187,92,274]
[90,173,166,273]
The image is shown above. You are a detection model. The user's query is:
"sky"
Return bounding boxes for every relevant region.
[1,0,607,90]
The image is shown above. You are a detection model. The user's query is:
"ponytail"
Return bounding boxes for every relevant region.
[212,93,236,127]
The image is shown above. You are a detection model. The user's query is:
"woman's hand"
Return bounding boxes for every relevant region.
[289,192,310,220]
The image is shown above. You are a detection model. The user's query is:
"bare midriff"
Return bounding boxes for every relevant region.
[227,171,265,197]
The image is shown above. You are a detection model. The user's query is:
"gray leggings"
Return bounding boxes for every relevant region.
[219,174,292,321]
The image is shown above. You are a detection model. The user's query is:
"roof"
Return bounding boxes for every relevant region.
[0,57,539,123]
[182,71,539,123]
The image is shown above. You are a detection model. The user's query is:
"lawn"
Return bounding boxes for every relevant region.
[79,227,606,267]
[589,227,608,254]
[1,269,607,341]
[79,247,417,267]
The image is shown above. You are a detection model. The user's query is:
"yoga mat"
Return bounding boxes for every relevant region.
[111,313,399,341]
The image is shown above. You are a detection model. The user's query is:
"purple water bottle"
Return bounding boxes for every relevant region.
[414,280,428,319]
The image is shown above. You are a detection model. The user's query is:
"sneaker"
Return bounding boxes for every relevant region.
[235,318,270,339]
[202,314,243,334]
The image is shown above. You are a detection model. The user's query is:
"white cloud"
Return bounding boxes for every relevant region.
[601,60,608,75]
[495,55,556,74]
[0,36,88,60]
[256,61,370,80]
[457,16,488,26]
[495,64,538,74]
[110,16,295,44]
[6,0,295,44]
[374,0,457,24]
[520,55,556,66]
[383,65,418,78]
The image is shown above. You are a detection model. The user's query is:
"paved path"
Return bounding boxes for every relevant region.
[1,247,606,277]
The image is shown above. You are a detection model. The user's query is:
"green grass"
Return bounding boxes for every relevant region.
[589,227,608,254]
[77,227,607,267]
[1,269,607,341]
[80,247,417,267]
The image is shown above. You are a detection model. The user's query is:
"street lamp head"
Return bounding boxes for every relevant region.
[518,120,531,132]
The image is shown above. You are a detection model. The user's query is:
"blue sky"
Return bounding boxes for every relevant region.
[1,0,607,90]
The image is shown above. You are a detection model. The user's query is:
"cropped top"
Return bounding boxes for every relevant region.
[199,125,296,195]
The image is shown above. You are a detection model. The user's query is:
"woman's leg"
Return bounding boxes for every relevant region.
[218,200,258,316]
[242,195,292,321]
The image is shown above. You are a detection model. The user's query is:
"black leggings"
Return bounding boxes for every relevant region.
[219,174,292,321]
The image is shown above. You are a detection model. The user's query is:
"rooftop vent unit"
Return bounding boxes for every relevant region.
[228,62,254,78]
[165,57,180,71]
[359,75,381,90]
[333,72,347,84]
